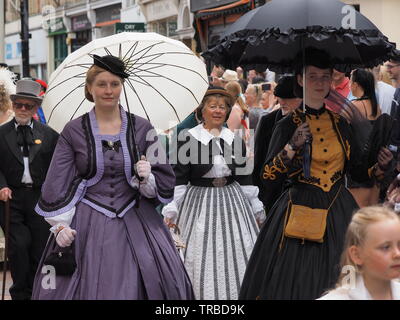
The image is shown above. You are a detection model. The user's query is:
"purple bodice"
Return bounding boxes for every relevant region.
[82,134,136,217]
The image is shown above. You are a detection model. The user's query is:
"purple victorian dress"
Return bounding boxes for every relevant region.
[32,107,194,300]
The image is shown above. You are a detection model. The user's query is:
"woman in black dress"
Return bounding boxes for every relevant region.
[239,49,392,300]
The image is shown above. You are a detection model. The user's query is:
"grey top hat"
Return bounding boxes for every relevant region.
[10,79,43,105]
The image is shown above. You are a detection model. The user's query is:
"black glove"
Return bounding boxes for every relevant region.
[288,122,312,150]
[378,147,393,171]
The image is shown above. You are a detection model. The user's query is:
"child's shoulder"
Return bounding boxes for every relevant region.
[317,287,350,300]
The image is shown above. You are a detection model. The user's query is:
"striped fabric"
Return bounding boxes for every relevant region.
[177,181,259,300]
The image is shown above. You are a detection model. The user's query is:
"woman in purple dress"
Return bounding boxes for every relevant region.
[32,55,194,300]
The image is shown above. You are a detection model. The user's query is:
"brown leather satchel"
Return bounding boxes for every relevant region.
[284,204,328,243]
[284,185,342,243]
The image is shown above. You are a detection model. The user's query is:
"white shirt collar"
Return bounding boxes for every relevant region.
[188,123,234,146]
[14,119,34,129]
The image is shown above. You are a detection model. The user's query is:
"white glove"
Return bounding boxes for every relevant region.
[56,227,77,248]
[135,155,151,182]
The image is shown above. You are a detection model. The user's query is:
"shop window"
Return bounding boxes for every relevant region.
[72,30,92,53]
[54,33,68,69]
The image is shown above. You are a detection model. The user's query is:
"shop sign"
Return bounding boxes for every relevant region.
[71,14,91,31]
[96,4,121,24]
[44,18,67,35]
[168,21,177,36]
[115,23,146,33]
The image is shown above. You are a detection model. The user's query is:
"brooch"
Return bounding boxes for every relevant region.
[34,139,42,145]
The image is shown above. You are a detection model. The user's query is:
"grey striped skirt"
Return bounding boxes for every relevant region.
[177,181,259,300]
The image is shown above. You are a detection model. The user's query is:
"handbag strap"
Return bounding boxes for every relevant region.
[288,184,342,210]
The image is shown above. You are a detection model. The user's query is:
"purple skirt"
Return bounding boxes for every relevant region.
[32,199,194,300]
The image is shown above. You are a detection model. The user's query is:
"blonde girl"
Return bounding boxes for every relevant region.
[319,206,400,300]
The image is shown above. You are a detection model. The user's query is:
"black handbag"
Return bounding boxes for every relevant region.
[44,241,76,276]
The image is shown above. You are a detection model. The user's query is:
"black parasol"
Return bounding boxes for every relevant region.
[203,0,396,73]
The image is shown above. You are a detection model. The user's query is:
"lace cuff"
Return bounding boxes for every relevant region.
[241,185,265,217]
[46,207,76,234]
[130,173,157,198]
[161,185,187,223]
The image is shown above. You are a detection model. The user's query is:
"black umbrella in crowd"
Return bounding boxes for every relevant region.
[203,0,396,72]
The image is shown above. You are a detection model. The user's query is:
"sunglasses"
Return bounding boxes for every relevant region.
[13,102,37,110]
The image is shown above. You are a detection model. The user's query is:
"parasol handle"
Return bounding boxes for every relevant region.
[121,84,144,182]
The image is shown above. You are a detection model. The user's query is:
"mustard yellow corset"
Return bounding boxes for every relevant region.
[297,111,345,192]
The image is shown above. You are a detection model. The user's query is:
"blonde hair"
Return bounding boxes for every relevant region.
[247,84,263,105]
[225,81,248,115]
[0,68,16,113]
[85,65,124,102]
[0,84,12,113]
[337,206,400,286]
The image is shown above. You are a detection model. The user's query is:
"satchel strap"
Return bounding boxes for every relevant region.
[288,184,342,210]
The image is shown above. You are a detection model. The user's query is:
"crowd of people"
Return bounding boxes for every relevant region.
[0,47,400,300]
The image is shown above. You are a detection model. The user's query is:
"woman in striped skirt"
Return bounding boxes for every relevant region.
[162,86,265,300]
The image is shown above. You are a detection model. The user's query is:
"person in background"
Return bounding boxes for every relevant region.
[253,76,302,210]
[347,68,387,208]
[371,65,395,115]
[265,69,276,83]
[319,206,400,300]
[210,64,225,87]
[0,79,59,300]
[350,69,381,121]
[387,55,400,160]
[247,69,257,84]
[226,80,249,143]
[0,67,16,126]
[245,84,263,130]
[219,69,239,87]
[332,69,351,98]
[236,66,244,80]
[259,82,278,113]
[33,78,48,124]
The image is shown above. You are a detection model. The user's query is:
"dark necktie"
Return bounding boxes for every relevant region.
[17,125,33,157]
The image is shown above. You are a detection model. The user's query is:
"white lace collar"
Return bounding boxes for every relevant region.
[188,124,234,146]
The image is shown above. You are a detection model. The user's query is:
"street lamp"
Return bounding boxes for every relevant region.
[20,0,30,77]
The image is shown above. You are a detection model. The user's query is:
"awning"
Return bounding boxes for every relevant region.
[95,19,121,28]
[195,0,252,19]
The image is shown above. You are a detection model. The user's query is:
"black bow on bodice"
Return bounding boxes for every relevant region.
[102,140,121,152]
[16,125,34,157]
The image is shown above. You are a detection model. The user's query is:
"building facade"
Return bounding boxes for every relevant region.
[2,0,399,81]
[3,0,147,80]
[137,0,179,39]
[190,0,266,52]
[343,0,400,49]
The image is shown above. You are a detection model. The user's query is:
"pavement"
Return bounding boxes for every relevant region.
[0,267,12,300]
